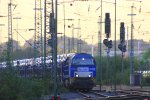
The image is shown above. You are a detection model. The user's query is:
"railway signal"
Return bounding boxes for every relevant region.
[120,22,125,44]
[105,13,111,38]
[103,39,113,49]
[118,44,126,52]
[50,13,55,34]
[118,22,126,52]
[103,39,108,47]
[108,40,113,49]
[118,22,126,87]
[48,38,53,48]
[103,13,112,86]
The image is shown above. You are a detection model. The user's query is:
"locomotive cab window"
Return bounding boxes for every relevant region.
[72,57,95,65]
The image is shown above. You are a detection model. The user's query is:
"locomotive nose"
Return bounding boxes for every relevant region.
[74,72,93,78]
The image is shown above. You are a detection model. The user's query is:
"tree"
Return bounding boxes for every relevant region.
[95,54,141,85]
[143,49,150,60]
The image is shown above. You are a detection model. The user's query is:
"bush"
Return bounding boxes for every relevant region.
[94,55,141,85]
[0,69,52,100]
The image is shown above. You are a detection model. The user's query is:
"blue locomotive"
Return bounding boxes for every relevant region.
[61,53,96,90]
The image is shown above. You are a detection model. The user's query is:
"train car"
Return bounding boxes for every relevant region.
[61,53,96,90]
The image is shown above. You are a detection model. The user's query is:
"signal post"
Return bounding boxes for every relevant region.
[103,13,113,88]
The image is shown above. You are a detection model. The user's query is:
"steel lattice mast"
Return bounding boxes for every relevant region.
[34,0,43,62]
[130,3,135,86]
[7,0,13,68]
[44,0,53,68]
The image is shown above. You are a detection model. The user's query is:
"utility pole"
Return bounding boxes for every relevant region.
[0,24,4,55]
[66,18,80,53]
[118,22,126,88]
[87,35,94,56]
[0,24,5,44]
[129,3,136,86]
[67,18,81,53]
[66,19,74,53]
[63,0,66,54]
[91,35,94,56]
[114,0,117,93]
[78,19,81,53]
[34,0,43,63]
[54,0,58,98]
[77,19,79,53]
[75,25,81,53]
[68,38,71,53]
[68,23,74,52]
[44,0,52,75]
[98,0,103,91]
[46,0,58,99]
[127,26,129,55]
[71,24,74,52]
[103,13,112,87]
[7,0,13,68]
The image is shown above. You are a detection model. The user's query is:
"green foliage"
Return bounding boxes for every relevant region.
[142,49,150,68]
[0,49,7,62]
[13,47,35,60]
[95,55,141,85]
[0,42,35,62]
[0,69,56,100]
[143,49,150,59]
[0,70,25,100]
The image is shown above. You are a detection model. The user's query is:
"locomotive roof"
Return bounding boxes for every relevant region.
[61,53,94,62]
[71,53,93,59]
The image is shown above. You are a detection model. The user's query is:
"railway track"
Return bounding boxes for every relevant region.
[118,89,150,96]
[76,90,150,100]
[77,90,106,100]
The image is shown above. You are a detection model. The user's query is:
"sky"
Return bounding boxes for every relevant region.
[0,0,150,46]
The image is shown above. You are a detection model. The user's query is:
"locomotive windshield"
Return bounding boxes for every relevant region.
[72,57,95,65]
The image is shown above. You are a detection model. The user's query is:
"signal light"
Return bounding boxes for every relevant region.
[51,96,61,100]
[103,39,113,48]
[118,44,126,52]
[48,38,53,46]
[105,13,111,38]
[103,39,108,47]
[120,22,125,44]
[50,13,55,33]
[108,40,113,49]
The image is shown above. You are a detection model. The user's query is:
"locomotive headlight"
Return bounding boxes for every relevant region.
[75,74,79,77]
[75,73,79,77]
[88,73,92,77]
[88,74,92,77]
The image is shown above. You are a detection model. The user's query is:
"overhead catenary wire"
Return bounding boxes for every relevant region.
[14,29,33,47]
[1,0,150,45]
